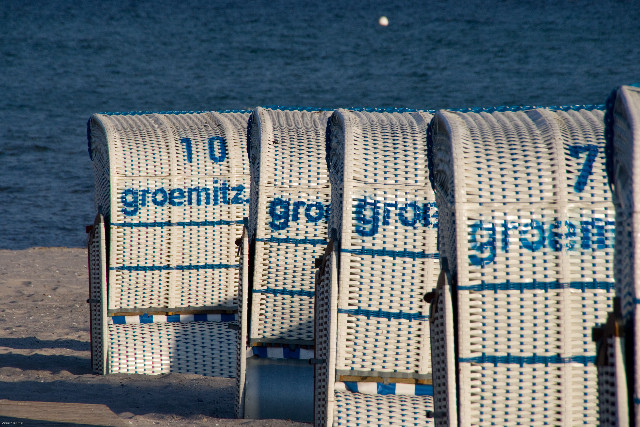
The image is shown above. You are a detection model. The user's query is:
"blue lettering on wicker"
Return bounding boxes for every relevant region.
[354,197,437,237]
[547,220,577,251]
[355,197,379,236]
[152,188,168,206]
[121,189,140,216]
[269,198,290,230]
[208,136,227,163]
[179,136,228,164]
[469,218,614,266]
[120,182,247,216]
[181,138,193,163]
[268,197,330,231]
[568,144,598,193]
[230,185,245,204]
[517,220,544,252]
[188,187,210,206]
[169,188,185,206]
[468,221,496,266]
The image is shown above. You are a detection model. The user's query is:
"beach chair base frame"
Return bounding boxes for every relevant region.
[242,357,314,422]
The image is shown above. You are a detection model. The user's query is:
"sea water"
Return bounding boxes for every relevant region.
[1,0,639,249]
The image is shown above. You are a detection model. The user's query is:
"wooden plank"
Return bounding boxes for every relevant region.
[0,400,125,426]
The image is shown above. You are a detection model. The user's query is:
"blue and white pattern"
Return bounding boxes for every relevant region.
[109,313,237,324]
[248,346,315,360]
[335,381,433,397]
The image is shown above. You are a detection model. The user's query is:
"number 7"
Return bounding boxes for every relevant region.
[568,144,598,193]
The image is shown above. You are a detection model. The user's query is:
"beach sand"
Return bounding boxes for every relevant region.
[0,247,309,426]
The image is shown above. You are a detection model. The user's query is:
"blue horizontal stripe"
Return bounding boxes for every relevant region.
[140,314,154,323]
[112,219,245,228]
[110,316,126,324]
[99,109,249,115]
[261,105,335,112]
[251,346,306,359]
[257,237,328,246]
[346,107,426,113]
[460,354,595,366]
[634,396,640,405]
[458,280,615,292]
[341,247,438,260]
[261,105,603,115]
[110,313,237,324]
[415,384,434,396]
[448,104,603,114]
[111,263,238,272]
[343,382,434,396]
[338,308,428,321]
[253,286,315,298]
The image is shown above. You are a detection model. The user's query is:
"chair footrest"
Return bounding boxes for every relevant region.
[333,391,434,425]
[107,320,237,377]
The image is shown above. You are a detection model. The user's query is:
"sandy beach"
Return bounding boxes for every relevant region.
[0,247,308,426]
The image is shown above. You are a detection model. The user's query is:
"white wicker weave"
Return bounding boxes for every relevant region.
[236,107,332,421]
[428,106,615,426]
[87,110,250,376]
[244,107,332,345]
[604,84,640,425]
[315,109,437,426]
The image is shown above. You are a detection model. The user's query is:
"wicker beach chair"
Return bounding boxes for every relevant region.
[428,105,615,425]
[314,109,437,426]
[600,84,640,425]
[236,107,332,422]
[87,110,249,376]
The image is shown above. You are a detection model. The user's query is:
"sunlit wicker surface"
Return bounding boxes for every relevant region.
[88,110,249,376]
[316,109,436,426]
[245,107,332,345]
[428,106,615,425]
[605,84,640,424]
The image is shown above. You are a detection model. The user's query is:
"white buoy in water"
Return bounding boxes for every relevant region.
[378,16,389,27]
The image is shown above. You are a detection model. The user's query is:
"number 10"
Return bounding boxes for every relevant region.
[180,137,227,164]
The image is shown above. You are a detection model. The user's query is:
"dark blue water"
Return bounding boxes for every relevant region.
[1,0,639,249]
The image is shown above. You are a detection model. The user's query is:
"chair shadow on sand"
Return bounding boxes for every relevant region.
[0,335,237,420]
